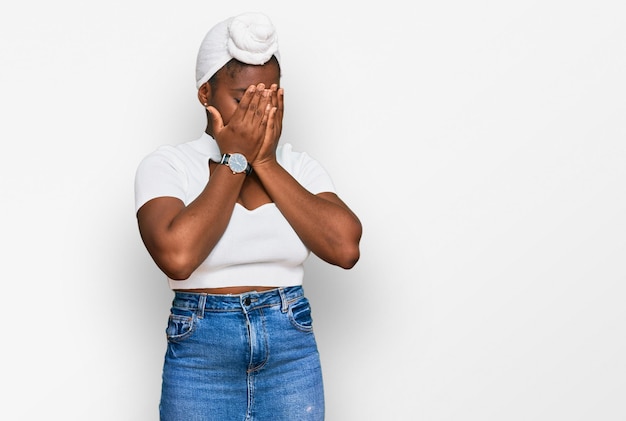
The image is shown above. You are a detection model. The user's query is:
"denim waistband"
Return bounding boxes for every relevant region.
[172,286,304,312]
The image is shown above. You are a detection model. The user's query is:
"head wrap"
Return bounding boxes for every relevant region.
[195,12,281,89]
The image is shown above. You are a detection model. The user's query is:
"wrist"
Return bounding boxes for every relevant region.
[250,157,279,173]
[219,153,253,175]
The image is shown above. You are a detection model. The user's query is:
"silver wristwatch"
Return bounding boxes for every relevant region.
[220,153,252,175]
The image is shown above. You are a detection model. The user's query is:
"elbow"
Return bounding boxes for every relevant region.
[337,245,360,269]
[334,222,362,269]
[166,269,193,281]
[339,251,361,269]
[316,241,360,270]
[156,252,199,281]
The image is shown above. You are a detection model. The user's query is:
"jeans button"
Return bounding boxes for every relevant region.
[244,297,251,306]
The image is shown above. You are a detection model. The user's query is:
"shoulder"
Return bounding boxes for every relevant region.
[137,136,214,172]
[277,143,320,169]
[277,143,336,194]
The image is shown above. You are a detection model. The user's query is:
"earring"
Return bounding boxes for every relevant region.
[203,102,208,107]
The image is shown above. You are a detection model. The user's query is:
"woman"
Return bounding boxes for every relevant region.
[134,12,362,420]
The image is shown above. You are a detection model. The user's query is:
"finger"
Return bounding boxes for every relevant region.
[206,106,224,133]
[274,88,284,133]
[253,87,272,123]
[260,106,278,147]
[267,106,278,131]
[245,83,266,122]
[257,105,278,164]
[268,84,278,109]
[276,88,284,116]
[260,103,271,127]
[234,84,257,121]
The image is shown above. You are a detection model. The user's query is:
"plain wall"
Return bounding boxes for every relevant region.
[1,1,624,419]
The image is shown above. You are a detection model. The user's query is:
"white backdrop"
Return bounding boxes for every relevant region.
[1,1,624,420]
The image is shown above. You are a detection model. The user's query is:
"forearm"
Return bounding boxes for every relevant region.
[253,161,362,268]
[141,164,245,279]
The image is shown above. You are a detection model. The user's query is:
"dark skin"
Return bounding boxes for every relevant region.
[137,59,362,294]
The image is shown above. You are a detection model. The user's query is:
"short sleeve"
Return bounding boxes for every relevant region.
[278,144,336,195]
[134,147,188,213]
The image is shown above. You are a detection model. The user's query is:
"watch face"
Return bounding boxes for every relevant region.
[228,153,248,173]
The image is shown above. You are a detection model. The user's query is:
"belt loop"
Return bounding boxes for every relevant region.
[279,288,288,313]
[197,294,206,319]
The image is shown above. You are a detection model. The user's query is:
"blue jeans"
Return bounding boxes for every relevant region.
[159,286,325,420]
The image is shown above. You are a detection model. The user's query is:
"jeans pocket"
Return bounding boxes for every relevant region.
[165,308,197,343]
[288,296,314,333]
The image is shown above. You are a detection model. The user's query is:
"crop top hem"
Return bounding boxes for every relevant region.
[167,262,305,290]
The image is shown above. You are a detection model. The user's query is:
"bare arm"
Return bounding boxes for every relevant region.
[254,163,362,268]
[136,84,272,280]
[253,86,362,268]
[137,166,245,280]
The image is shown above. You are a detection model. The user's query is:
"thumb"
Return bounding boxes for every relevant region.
[207,106,224,133]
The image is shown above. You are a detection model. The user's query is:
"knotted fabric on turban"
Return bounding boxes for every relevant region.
[195,12,280,89]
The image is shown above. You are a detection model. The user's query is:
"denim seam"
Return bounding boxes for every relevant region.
[247,307,270,373]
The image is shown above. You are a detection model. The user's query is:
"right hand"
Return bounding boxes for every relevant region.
[206,83,273,162]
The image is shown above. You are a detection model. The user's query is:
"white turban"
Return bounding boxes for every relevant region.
[195,12,281,89]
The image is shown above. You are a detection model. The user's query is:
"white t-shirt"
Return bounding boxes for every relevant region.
[134,133,336,289]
